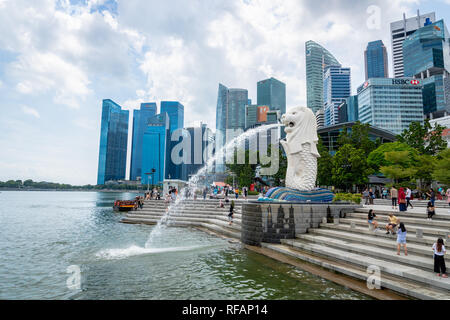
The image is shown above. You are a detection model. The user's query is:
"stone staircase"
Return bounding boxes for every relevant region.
[374,199,449,208]
[120,199,244,239]
[266,207,450,300]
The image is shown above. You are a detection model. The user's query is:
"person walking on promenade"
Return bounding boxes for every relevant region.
[446,187,450,213]
[396,222,408,256]
[385,213,399,235]
[368,209,379,230]
[426,188,436,206]
[382,188,388,199]
[405,187,413,209]
[432,238,447,278]
[243,186,248,200]
[391,186,398,210]
[363,189,370,206]
[398,187,407,212]
[203,187,207,200]
[427,201,436,220]
[369,188,374,205]
[228,200,235,225]
[235,188,239,199]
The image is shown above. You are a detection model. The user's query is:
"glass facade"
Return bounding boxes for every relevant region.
[161,101,185,180]
[97,99,129,185]
[365,40,388,80]
[181,124,213,182]
[257,77,286,115]
[403,19,450,118]
[141,113,170,185]
[357,78,424,135]
[215,83,248,172]
[323,66,351,126]
[305,40,341,114]
[130,102,157,181]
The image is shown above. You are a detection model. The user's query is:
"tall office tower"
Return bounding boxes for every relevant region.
[305,40,341,114]
[215,83,248,172]
[161,101,184,134]
[315,108,325,129]
[365,40,389,80]
[245,104,270,129]
[257,77,286,115]
[161,101,185,180]
[141,113,170,186]
[357,78,424,135]
[323,66,351,126]
[130,102,157,181]
[97,99,129,185]
[390,11,435,78]
[403,19,450,119]
[180,124,213,181]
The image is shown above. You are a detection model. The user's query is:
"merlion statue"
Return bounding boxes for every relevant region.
[280,106,320,191]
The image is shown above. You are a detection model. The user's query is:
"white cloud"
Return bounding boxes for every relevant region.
[21,106,40,118]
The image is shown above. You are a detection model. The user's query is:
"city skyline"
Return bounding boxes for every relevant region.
[1,1,450,185]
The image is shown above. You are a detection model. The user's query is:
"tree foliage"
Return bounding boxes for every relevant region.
[337,121,377,157]
[432,148,450,186]
[367,142,417,172]
[317,137,333,187]
[397,120,446,156]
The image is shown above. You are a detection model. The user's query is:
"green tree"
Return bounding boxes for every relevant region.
[397,120,446,155]
[337,121,376,156]
[432,148,450,186]
[380,151,417,185]
[414,154,437,189]
[332,144,371,192]
[317,137,333,187]
[226,149,257,188]
[367,142,417,173]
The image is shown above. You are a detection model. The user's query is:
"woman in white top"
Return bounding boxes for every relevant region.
[432,238,447,278]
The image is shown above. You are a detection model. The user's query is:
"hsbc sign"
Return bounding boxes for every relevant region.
[391,79,420,85]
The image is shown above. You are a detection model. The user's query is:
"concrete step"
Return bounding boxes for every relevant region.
[125,213,242,226]
[374,199,449,208]
[121,215,242,232]
[308,228,450,262]
[128,211,242,220]
[279,239,450,292]
[348,212,450,228]
[262,243,450,300]
[355,208,450,221]
[319,223,445,247]
[337,218,450,237]
[295,234,440,271]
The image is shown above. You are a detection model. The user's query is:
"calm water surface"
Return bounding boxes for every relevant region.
[0,191,370,300]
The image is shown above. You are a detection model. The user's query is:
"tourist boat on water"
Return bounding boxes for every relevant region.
[113,200,136,212]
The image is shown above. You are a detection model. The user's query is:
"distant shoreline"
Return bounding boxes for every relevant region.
[0,188,145,193]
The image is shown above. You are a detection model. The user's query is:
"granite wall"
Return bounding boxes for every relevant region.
[241,202,361,246]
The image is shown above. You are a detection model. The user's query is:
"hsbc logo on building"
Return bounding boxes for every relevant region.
[392,79,420,85]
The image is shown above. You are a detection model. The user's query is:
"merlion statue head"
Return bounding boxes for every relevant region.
[280,106,319,157]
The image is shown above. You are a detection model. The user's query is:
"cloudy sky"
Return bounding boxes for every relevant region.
[0,0,449,185]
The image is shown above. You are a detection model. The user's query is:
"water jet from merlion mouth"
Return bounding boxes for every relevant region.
[144,123,282,248]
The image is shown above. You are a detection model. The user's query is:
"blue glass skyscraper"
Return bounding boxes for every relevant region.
[257,77,286,115]
[403,19,450,118]
[141,113,170,186]
[305,40,341,114]
[323,66,351,126]
[161,101,185,180]
[97,99,129,185]
[365,40,388,80]
[215,83,248,172]
[130,102,157,181]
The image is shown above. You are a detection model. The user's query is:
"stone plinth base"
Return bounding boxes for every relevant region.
[241,202,361,246]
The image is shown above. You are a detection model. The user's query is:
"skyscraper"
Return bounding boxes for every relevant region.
[403,19,450,119]
[365,40,388,80]
[357,78,424,135]
[305,40,341,114]
[141,113,170,186]
[257,77,286,115]
[181,124,213,181]
[161,101,185,180]
[215,83,248,172]
[130,102,157,181]
[323,65,351,126]
[97,99,129,185]
[390,11,436,78]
